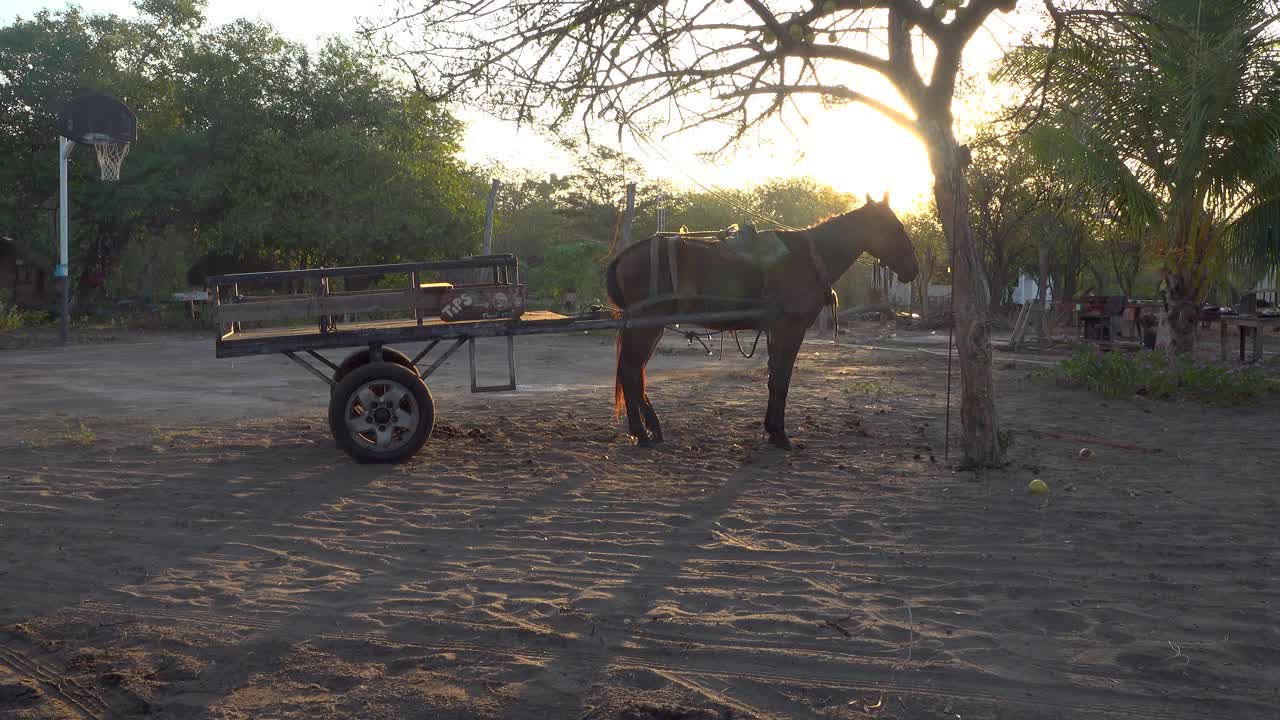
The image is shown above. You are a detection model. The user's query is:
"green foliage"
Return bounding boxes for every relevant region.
[1060,345,1276,405]
[0,292,51,331]
[1001,1,1280,319]
[0,306,43,332]
[70,421,96,446]
[525,240,608,304]
[0,5,481,308]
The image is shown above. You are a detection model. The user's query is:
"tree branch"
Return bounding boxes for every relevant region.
[718,83,921,137]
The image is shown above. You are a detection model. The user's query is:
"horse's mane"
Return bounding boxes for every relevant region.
[807,203,870,231]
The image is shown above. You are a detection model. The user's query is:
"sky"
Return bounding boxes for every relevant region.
[8,1,1046,210]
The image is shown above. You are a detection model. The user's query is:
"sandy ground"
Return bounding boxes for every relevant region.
[1,329,1278,719]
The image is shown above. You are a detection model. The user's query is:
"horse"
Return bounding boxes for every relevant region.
[605,193,919,449]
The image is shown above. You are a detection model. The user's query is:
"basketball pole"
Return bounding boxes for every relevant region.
[58,137,75,345]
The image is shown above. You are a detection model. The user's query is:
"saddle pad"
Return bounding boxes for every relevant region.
[721,225,790,267]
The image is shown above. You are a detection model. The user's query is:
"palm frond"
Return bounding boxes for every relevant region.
[1225,195,1280,278]
[1023,122,1162,231]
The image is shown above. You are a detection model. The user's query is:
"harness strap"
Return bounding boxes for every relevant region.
[668,236,680,301]
[649,235,661,300]
[625,293,767,316]
[805,232,831,287]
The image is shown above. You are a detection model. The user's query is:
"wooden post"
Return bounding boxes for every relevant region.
[483,179,499,255]
[620,182,637,247]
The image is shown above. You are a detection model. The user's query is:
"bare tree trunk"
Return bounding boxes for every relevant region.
[1165,270,1199,356]
[928,131,1003,468]
[1037,238,1050,338]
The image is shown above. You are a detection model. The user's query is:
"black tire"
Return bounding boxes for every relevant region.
[328,362,435,463]
[332,347,416,384]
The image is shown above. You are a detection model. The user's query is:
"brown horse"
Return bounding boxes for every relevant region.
[606,194,919,449]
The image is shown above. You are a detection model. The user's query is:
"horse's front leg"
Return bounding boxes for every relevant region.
[764,323,804,449]
[639,394,663,444]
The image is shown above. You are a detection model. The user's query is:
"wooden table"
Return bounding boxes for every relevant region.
[1219,315,1280,363]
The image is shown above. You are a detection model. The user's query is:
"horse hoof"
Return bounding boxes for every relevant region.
[769,434,793,450]
[635,436,656,448]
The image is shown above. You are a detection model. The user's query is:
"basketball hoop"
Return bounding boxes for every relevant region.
[57,95,137,182]
[54,93,139,343]
[91,138,130,182]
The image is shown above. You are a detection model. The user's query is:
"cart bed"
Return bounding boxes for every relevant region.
[217,310,579,358]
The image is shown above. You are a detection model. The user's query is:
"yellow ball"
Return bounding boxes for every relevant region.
[1028,479,1049,495]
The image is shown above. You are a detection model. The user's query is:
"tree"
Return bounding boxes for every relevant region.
[371,0,1022,467]
[901,205,947,316]
[1002,0,1280,355]
[966,136,1046,309]
[1097,210,1146,299]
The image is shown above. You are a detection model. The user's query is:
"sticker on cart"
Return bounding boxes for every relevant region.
[440,285,525,322]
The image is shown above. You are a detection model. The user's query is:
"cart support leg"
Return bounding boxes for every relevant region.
[469,336,517,393]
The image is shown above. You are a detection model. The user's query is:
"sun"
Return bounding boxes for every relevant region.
[613,95,938,215]
[789,104,935,211]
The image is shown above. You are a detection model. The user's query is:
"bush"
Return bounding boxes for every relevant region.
[1060,345,1276,405]
[525,240,608,306]
[0,302,52,332]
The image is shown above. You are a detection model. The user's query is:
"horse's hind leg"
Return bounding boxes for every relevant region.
[640,391,663,444]
[619,326,665,446]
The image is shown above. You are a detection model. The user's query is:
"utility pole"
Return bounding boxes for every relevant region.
[620,182,637,247]
[483,178,499,255]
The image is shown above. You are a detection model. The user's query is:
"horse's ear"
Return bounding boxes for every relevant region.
[865,192,875,206]
[882,191,890,207]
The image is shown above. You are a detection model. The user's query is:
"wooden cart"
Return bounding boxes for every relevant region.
[211,255,764,463]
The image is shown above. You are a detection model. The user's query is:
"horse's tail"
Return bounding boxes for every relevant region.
[614,329,625,419]
[608,247,627,419]
[604,250,624,309]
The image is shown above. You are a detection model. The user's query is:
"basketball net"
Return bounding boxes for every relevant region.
[94,141,130,182]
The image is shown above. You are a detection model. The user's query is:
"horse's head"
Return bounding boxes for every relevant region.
[858,193,919,284]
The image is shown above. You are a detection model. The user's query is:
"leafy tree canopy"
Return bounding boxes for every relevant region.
[0,0,482,301]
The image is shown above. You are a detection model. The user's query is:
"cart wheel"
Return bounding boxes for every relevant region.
[332,347,415,384]
[328,362,434,463]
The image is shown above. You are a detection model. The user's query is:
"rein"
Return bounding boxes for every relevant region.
[731,329,766,358]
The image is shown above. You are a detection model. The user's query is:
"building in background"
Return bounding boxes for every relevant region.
[0,236,55,309]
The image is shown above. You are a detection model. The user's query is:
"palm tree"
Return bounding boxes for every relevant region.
[1002,0,1280,354]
